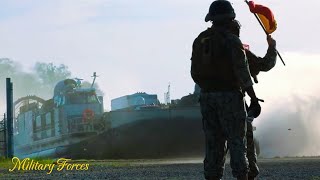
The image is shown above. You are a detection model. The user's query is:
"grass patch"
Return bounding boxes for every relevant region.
[70,159,136,167]
[0,156,55,169]
[84,160,132,167]
[0,156,12,169]
[94,161,131,167]
[30,157,55,165]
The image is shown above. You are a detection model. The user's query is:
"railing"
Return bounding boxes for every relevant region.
[27,116,102,141]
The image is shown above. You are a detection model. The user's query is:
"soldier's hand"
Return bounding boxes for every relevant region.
[267,35,276,47]
[248,98,262,118]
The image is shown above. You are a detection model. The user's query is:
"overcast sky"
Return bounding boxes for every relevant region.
[0,0,319,110]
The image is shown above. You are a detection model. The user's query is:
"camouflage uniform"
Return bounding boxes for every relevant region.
[245,45,277,178]
[191,27,253,179]
[246,47,277,76]
[193,45,277,179]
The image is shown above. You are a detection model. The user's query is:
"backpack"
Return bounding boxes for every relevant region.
[190,28,238,91]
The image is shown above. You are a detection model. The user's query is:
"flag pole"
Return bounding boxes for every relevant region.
[244,0,286,66]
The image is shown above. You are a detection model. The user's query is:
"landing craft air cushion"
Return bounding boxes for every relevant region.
[12,75,260,158]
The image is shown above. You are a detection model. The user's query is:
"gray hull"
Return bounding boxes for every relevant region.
[65,106,205,159]
[65,105,260,159]
[14,105,259,159]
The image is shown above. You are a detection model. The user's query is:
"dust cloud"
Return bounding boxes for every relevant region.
[255,95,320,158]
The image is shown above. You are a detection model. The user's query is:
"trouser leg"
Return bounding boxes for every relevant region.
[246,121,259,178]
[203,128,227,179]
[220,94,249,178]
[200,92,249,179]
[200,94,227,179]
[226,115,248,178]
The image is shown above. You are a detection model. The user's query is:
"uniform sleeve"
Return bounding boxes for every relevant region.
[190,37,201,85]
[190,37,201,61]
[228,34,253,89]
[248,46,277,72]
[246,49,260,77]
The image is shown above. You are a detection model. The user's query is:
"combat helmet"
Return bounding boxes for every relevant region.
[205,0,236,22]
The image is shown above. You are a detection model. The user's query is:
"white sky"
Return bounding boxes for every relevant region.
[0,0,319,110]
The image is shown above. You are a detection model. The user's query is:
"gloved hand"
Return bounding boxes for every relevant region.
[267,35,276,47]
[248,98,262,118]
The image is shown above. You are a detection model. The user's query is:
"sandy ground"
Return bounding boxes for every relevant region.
[1,157,320,179]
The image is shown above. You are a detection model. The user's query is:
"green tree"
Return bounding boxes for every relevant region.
[34,62,71,89]
[0,58,21,77]
[0,59,41,113]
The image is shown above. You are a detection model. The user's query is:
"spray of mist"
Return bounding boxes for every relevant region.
[255,95,320,158]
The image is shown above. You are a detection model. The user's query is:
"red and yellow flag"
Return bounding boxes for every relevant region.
[248,1,277,34]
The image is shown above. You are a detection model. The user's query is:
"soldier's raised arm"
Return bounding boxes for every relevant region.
[247,35,277,72]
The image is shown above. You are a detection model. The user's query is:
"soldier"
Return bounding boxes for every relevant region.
[229,19,277,180]
[190,0,261,179]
